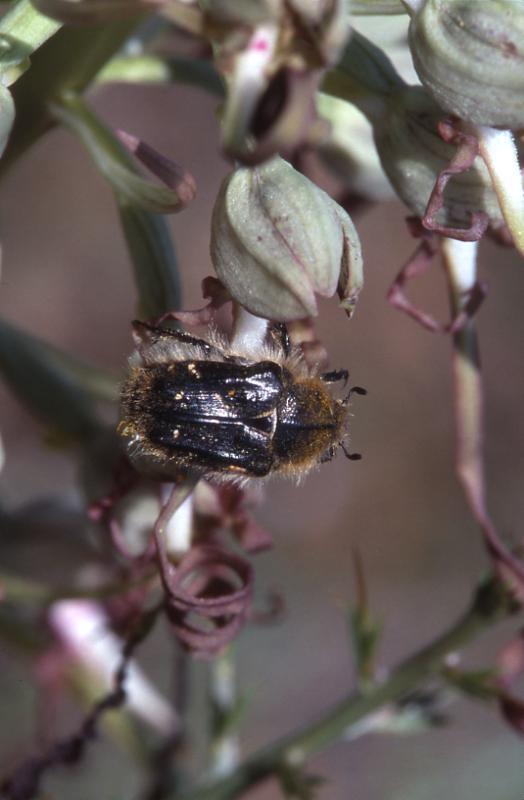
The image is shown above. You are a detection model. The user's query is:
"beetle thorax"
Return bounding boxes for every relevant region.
[272,377,346,472]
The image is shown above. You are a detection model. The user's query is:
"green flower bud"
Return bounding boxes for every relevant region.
[210,156,363,320]
[373,85,506,230]
[409,0,524,129]
[209,0,351,162]
[317,93,394,202]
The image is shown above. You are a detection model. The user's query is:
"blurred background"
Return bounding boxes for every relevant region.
[1,17,524,800]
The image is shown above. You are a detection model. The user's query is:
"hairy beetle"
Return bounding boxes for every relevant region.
[118,321,364,482]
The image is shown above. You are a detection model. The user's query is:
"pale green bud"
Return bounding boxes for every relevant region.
[210,156,363,320]
[409,0,524,129]
[317,93,394,202]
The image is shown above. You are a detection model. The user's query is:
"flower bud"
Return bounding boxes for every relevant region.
[373,86,506,230]
[210,156,363,320]
[409,0,524,129]
[317,93,394,203]
[207,0,351,162]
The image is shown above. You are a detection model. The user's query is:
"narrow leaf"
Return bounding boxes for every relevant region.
[117,200,182,319]
[0,317,103,441]
[32,0,158,25]
[51,92,196,214]
[0,0,60,85]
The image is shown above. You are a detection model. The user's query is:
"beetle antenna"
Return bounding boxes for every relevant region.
[340,442,362,461]
[342,385,367,405]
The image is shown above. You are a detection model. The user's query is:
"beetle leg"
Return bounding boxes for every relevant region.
[340,442,362,461]
[321,369,349,386]
[270,322,292,357]
[132,320,226,358]
[342,385,367,405]
[320,445,336,464]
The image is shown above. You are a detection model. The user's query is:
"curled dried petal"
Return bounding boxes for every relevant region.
[198,483,273,553]
[157,542,254,658]
[373,87,504,236]
[387,228,487,334]
[116,130,197,209]
[422,121,489,242]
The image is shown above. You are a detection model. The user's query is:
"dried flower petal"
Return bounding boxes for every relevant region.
[195,482,273,553]
[116,129,197,208]
[421,120,489,242]
[209,0,351,162]
[158,543,254,658]
[387,228,486,333]
[373,86,507,236]
[51,94,197,214]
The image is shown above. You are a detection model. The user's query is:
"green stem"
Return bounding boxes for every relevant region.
[322,29,403,123]
[178,578,515,800]
[207,647,241,779]
[442,238,524,591]
[0,568,157,605]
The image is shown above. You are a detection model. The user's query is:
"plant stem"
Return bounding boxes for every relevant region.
[442,238,524,593]
[207,647,240,779]
[0,568,157,605]
[177,578,515,800]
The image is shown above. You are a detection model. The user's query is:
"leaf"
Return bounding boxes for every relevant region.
[441,666,499,701]
[0,85,14,158]
[324,28,404,101]
[32,0,156,25]
[0,317,104,441]
[166,56,225,97]
[349,606,382,686]
[278,765,326,800]
[0,0,60,86]
[348,547,382,686]
[0,19,144,181]
[351,0,407,13]
[96,54,170,85]
[117,200,182,319]
[51,93,196,214]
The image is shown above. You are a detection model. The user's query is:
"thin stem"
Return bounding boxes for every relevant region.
[230,305,270,351]
[475,126,524,258]
[399,0,422,13]
[176,579,515,800]
[154,477,199,580]
[0,568,157,605]
[161,483,194,558]
[207,647,241,780]
[50,599,178,736]
[442,238,524,593]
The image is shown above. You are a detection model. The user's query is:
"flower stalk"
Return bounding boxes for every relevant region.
[175,577,515,800]
[475,126,524,258]
[442,238,524,598]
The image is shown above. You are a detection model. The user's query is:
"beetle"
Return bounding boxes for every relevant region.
[118,321,365,483]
